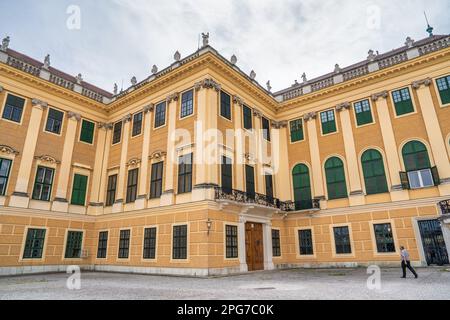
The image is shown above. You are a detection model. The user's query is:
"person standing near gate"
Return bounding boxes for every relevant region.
[400,246,418,279]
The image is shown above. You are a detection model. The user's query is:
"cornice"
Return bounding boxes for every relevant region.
[277,46,450,112]
[0,63,108,112]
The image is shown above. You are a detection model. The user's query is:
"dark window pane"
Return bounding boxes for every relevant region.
[106,174,117,206]
[320,110,337,134]
[325,157,348,200]
[65,231,83,258]
[245,165,255,199]
[97,231,108,259]
[118,229,130,259]
[362,150,389,195]
[221,156,233,194]
[45,108,64,134]
[0,158,12,196]
[23,228,46,259]
[290,119,304,142]
[374,224,396,253]
[299,229,314,255]
[150,162,164,199]
[154,102,166,128]
[178,154,193,194]
[2,94,25,123]
[272,229,281,257]
[333,226,352,254]
[173,225,187,260]
[262,117,271,141]
[143,227,157,259]
[80,120,95,144]
[292,164,313,210]
[180,90,194,118]
[354,99,373,126]
[225,225,238,258]
[112,121,122,144]
[32,166,54,201]
[220,91,231,120]
[243,105,253,130]
[265,174,273,199]
[132,112,143,137]
[126,169,138,203]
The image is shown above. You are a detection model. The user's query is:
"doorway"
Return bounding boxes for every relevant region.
[245,222,264,271]
[418,219,449,266]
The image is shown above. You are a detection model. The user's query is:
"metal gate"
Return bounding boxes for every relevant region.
[418,220,449,266]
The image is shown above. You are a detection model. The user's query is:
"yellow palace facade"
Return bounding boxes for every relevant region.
[0,33,449,276]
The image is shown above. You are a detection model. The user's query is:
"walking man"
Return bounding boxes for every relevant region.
[400,246,418,279]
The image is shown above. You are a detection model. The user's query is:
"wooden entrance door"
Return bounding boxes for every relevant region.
[245,222,264,271]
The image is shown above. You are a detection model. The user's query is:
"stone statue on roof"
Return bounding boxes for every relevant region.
[1,36,10,51]
[301,72,307,83]
[113,83,118,95]
[43,54,51,69]
[202,33,209,47]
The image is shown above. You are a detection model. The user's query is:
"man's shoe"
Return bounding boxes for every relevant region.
[401,276,406,278]
[415,275,418,279]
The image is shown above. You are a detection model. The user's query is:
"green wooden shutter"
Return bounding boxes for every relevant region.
[431,166,441,186]
[71,174,88,206]
[400,172,410,190]
[80,120,95,144]
[436,77,450,105]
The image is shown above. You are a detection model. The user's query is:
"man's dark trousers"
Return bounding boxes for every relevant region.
[402,260,418,278]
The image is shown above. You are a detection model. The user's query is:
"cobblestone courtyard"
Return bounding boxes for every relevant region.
[1,268,449,300]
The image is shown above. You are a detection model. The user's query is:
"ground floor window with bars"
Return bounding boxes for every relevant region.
[97,231,108,259]
[299,229,313,255]
[225,225,238,259]
[173,225,187,260]
[272,229,281,257]
[333,226,352,254]
[118,229,131,259]
[374,223,396,253]
[65,231,83,259]
[143,227,157,260]
[23,228,46,259]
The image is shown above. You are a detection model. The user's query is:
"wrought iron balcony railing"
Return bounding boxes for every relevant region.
[439,199,450,215]
[214,187,319,212]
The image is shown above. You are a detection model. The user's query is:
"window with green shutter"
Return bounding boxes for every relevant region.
[292,164,313,210]
[320,110,337,135]
[325,157,348,200]
[354,99,373,126]
[23,228,46,259]
[71,174,88,206]
[392,88,415,116]
[436,75,450,105]
[0,157,12,196]
[401,141,435,189]
[290,119,304,142]
[361,150,388,195]
[245,165,255,199]
[243,105,253,130]
[80,120,95,144]
[65,231,83,258]
[220,91,231,120]
[221,156,233,194]
[2,94,25,123]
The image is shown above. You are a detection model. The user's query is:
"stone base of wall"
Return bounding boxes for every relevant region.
[0,265,94,277]
[275,260,427,269]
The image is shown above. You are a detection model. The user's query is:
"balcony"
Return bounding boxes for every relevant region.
[214,187,320,212]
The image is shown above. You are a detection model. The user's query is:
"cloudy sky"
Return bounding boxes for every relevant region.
[0,0,449,93]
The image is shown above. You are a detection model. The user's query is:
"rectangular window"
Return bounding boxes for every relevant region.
[354,99,373,126]
[132,112,143,137]
[320,110,337,134]
[32,166,54,201]
[243,105,253,130]
[150,162,164,199]
[0,158,12,196]
[436,75,450,105]
[225,225,238,259]
[178,153,193,194]
[299,229,313,255]
[112,121,122,144]
[80,119,95,144]
[180,90,194,118]
[407,169,434,189]
[105,174,117,206]
[220,91,231,120]
[71,174,88,206]
[126,168,138,203]
[65,231,83,259]
[272,229,281,257]
[23,228,46,259]
[245,165,255,199]
[97,231,108,259]
[221,156,233,194]
[290,119,304,142]
[143,227,157,259]
[265,174,273,199]
[118,229,130,259]
[154,101,166,128]
[45,108,64,134]
[2,94,25,123]
[392,88,415,116]
[172,225,187,260]
[262,117,271,141]
[374,223,396,253]
[333,226,352,254]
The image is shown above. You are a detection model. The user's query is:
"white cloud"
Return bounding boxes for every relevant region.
[0,0,449,93]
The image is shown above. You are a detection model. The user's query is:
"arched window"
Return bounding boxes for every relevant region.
[325,157,348,200]
[292,164,312,210]
[361,150,389,195]
[401,141,437,189]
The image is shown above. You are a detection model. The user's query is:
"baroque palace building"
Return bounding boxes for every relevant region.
[0,32,450,277]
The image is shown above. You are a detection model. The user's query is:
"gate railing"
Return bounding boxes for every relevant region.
[439,199,450,215]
